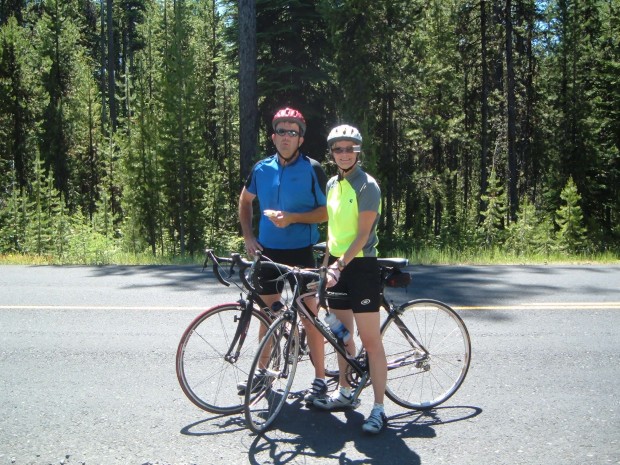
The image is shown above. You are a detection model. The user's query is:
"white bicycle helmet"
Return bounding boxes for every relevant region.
[326,124,362,146]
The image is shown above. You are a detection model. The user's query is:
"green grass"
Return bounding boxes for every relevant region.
[2,248,618,266]
[0,252,204,266]
[395,247,620,265]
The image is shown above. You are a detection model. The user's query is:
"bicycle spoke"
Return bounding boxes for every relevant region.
[176,304,271,414]
[382,300,471,410]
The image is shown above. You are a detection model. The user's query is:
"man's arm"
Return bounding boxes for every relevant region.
[269,206,327,228]
[281,206,328,225]
[239,187,262,255]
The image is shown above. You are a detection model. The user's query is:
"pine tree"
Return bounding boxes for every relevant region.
[533,216,556,258]
[0,183,24,253]
[505,196,537,255]
[0,15,44,194]
[555,176,587,253]
[478,168,507,248]
[23,153,62,255]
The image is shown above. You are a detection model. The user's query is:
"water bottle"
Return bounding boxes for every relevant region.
[324,312,351,344]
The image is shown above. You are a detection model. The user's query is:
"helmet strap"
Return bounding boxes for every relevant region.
[335,156,358,177]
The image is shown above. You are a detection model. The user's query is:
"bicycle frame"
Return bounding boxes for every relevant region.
[383,310,430,368]
[292,270,431,381]
[295,291,367,375]
[243,256,472,432]
[205,249,319,367]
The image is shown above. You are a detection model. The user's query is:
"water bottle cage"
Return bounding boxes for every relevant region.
[335,336,349,350]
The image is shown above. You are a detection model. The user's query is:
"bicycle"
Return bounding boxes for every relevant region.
[176,249,339,415]
[243,257,472,433]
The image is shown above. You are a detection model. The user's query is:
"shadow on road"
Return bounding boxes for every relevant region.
[180,396,482,465]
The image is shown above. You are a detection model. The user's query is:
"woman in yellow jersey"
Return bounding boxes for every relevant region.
[312,124,387,434]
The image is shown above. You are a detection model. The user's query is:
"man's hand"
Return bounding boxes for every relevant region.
[244,236,263,257]
[265,210,292,228]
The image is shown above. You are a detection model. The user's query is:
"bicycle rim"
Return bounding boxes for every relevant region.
[176,303,271,414]
[245,318,299,433]
[382,300,471,409]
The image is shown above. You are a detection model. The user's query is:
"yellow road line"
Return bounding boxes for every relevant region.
[0,305,206,310]
[455,302,620,310]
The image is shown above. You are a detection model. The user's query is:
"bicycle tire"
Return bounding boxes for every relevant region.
[176,303,271,414]
[244,316,299,433]
[382,299,471,410]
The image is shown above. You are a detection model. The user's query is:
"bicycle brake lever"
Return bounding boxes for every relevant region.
[229,253,240,276]
[202,249,213,272]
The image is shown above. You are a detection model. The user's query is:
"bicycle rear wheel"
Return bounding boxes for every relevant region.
[244,316,299,434]
[382,299,471,409]
[176,303,271,414]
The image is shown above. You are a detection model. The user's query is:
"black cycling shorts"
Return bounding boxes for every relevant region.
[257,246,316,295]
[327,256,381,313]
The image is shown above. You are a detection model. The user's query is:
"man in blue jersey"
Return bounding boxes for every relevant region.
[238,107,329,403]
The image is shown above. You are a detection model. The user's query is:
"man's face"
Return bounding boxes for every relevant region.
[272,121,303,160]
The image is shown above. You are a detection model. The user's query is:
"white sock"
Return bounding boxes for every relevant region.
[340,386,352,397]
[373,403,384,413]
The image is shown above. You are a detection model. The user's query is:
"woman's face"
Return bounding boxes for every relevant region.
[331,142,358,171]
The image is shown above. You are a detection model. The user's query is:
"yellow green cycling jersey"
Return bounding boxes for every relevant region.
[326,165,381,257]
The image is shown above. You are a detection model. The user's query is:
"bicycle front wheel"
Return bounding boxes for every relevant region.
[244,316,299,434]
[382,299,471,410]
[176,303,271,414]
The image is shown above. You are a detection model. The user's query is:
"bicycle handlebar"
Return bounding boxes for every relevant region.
[203,249,255,288]
[203,248,409,305]
[251,255,327,307]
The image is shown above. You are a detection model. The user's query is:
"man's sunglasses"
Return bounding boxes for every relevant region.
[275,128,300,137]
[331,145,361,154]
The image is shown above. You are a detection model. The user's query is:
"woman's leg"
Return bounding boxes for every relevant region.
[354,311,386,404]
[331,308,356,388]
[301,296,325,378]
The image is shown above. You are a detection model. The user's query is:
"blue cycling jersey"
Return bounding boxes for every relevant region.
[245,153,327,249]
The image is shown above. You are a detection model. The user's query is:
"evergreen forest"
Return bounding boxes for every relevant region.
[0,0,619,264]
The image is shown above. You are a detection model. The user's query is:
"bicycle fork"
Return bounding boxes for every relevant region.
[224,299,255,364]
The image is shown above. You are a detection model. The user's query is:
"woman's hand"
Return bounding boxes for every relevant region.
[326,265,340,288]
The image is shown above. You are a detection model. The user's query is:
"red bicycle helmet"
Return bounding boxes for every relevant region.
[272,107,306,136]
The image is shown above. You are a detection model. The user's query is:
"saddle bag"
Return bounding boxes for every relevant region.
[385,268,412,288]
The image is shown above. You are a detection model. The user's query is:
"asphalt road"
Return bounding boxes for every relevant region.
[1,264,619,465]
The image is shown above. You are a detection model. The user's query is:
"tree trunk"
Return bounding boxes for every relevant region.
[107,0,116,132]
[506,0,518,222]
[100,0,107,130]
[479,0,489,222]
[238,0,257,186]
